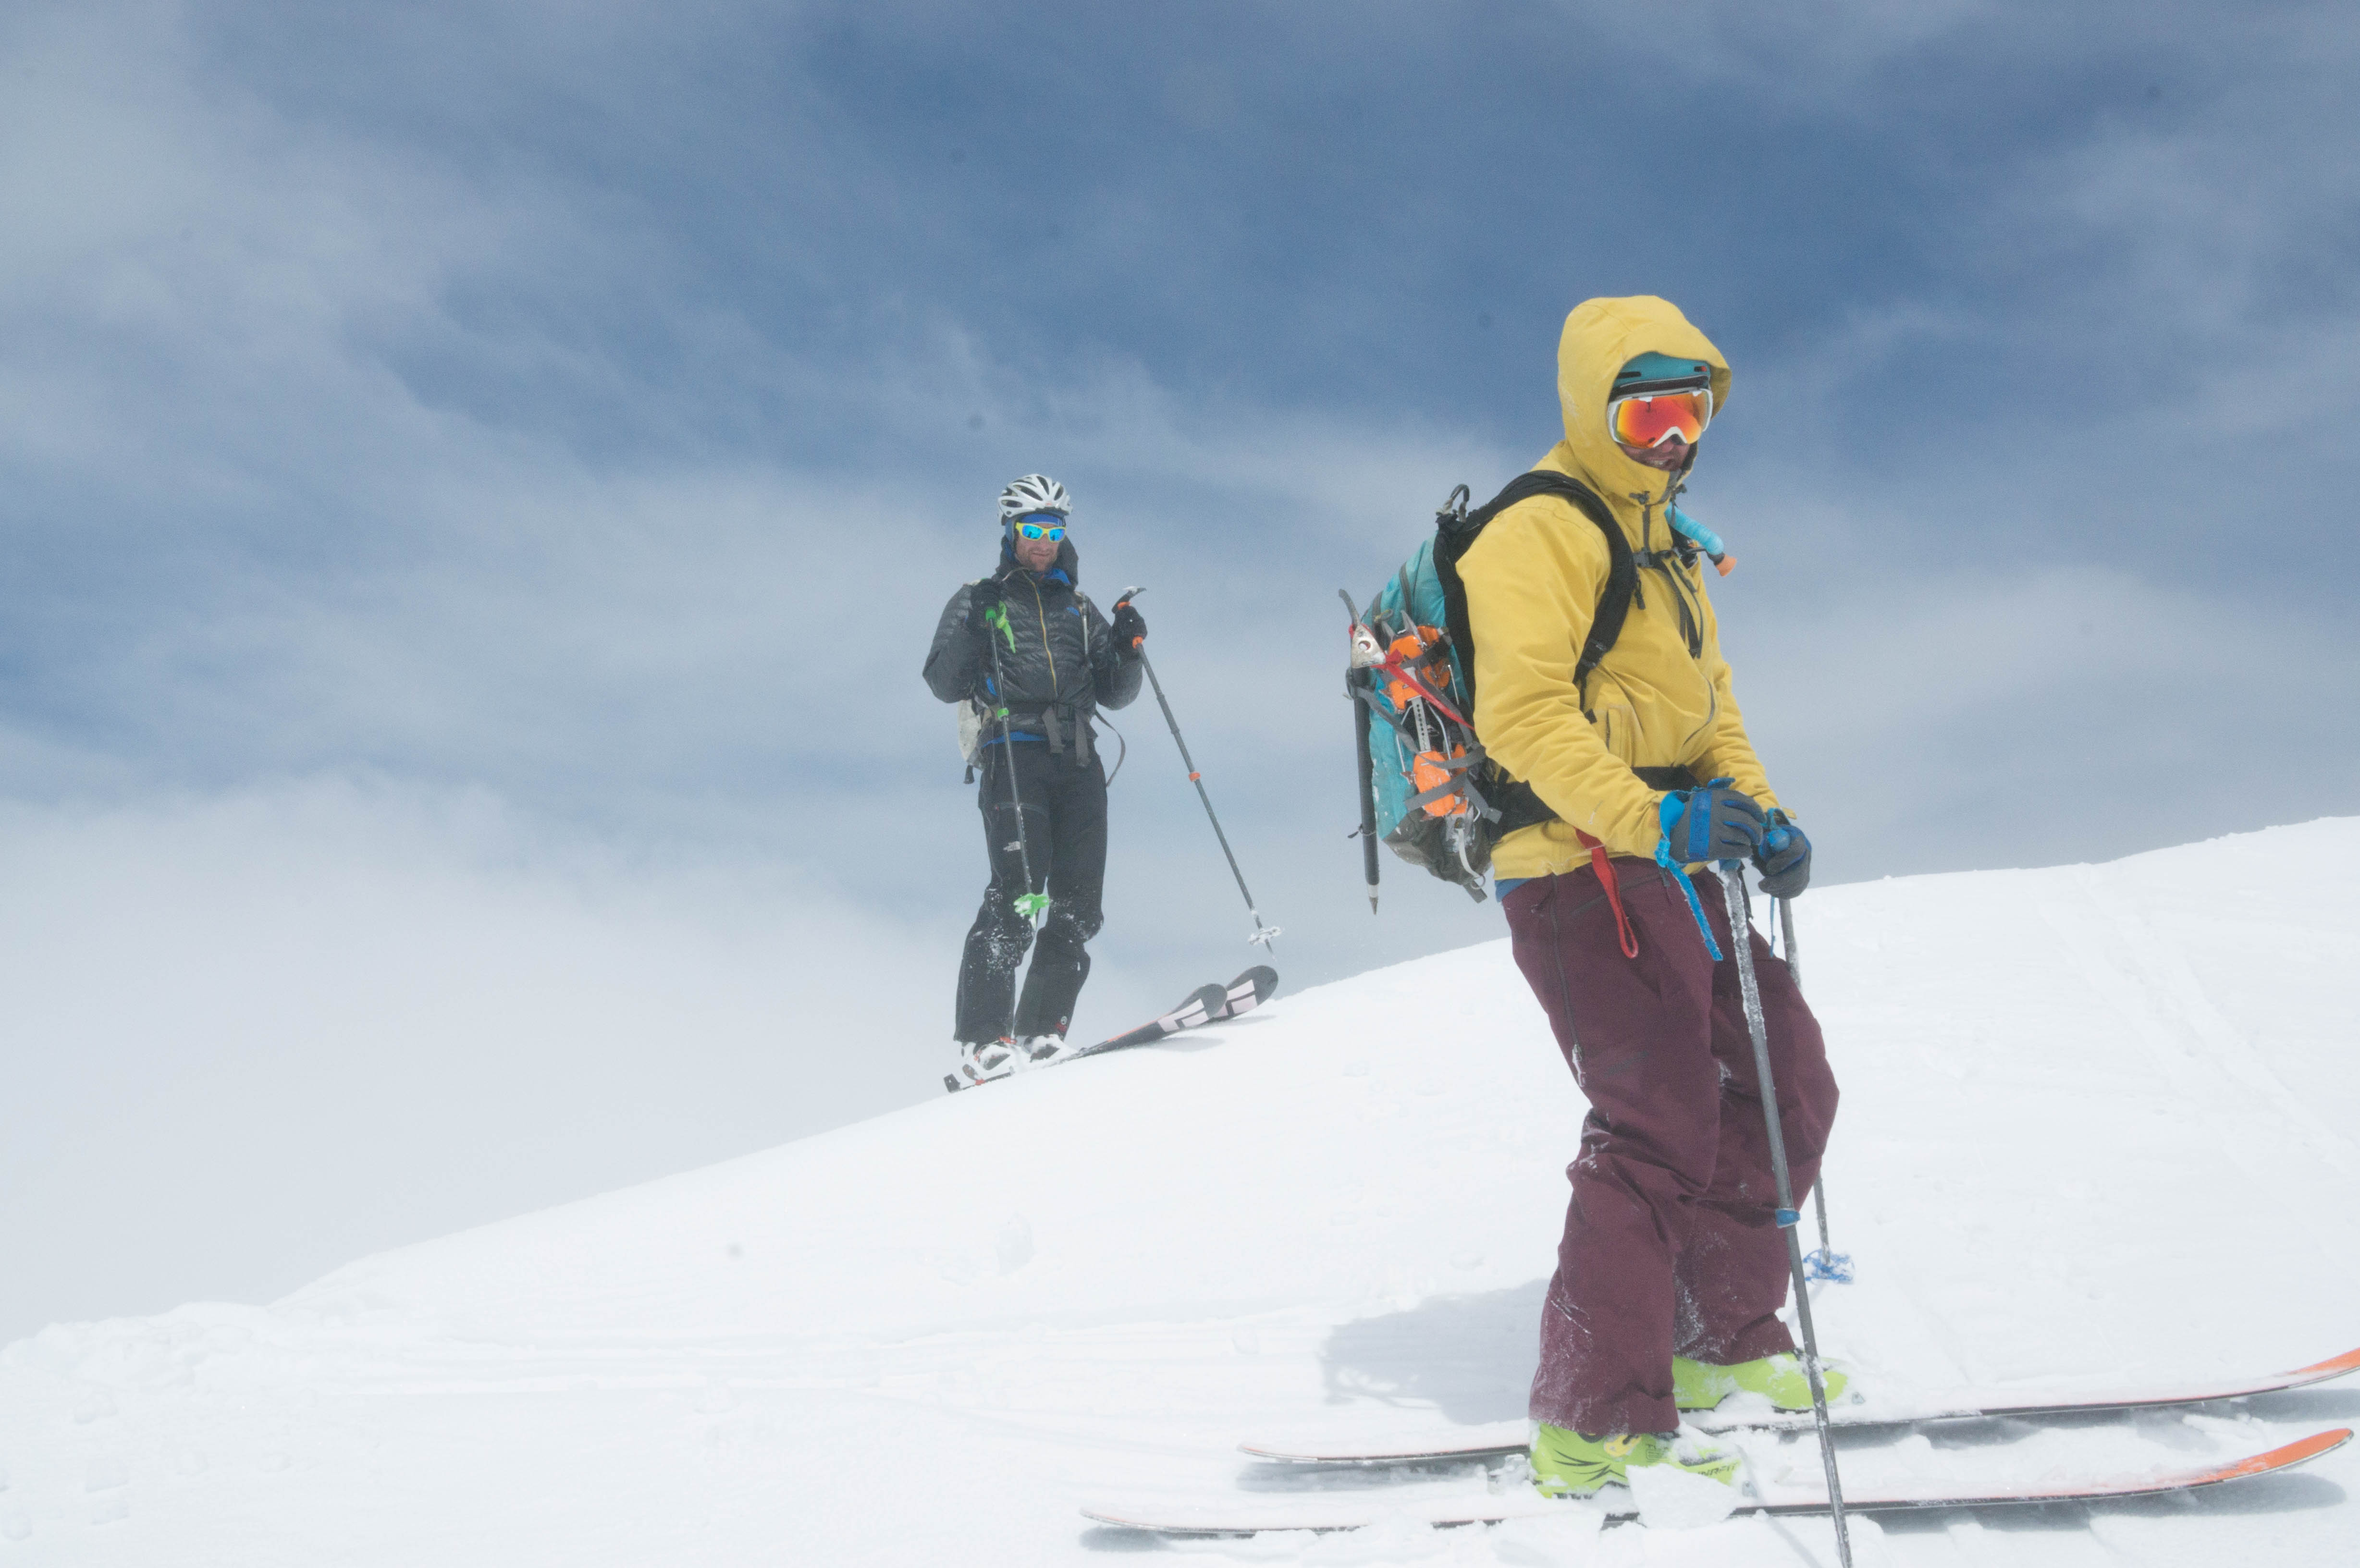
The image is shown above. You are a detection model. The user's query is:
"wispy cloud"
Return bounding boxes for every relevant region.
[0,0,2354,1334]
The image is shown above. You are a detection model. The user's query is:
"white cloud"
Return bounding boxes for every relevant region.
[0,773,955,1342]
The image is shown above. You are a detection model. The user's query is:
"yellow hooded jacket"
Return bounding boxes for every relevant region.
[1459,296,1781,878]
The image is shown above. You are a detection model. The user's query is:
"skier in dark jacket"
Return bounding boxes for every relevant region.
[922,474,1146,1085]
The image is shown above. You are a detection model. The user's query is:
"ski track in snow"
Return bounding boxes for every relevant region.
[1,822,2356,1565]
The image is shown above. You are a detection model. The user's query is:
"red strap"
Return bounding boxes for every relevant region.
[1376,654,1470,726]
[1577,829,1640,958]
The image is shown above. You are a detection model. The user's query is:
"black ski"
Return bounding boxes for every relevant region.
[943,967,1279,1094]
[1217,964,1279,1021]
[1064,981,1230,1063]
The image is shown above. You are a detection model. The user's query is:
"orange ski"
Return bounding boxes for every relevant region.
[1240,1344,2360,1464]
[1084,1427,2351,1534]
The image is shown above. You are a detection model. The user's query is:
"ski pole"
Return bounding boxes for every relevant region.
[1719,865,1850,1568]
[981,600,1049,930]
[1779,894,1801,992]
[1116,587,1281,951]
[1777,895,1852,1284]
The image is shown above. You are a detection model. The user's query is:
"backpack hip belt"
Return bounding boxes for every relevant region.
[1011,701,1097,766]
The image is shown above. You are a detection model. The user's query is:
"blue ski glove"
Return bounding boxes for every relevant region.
[1756,809,1812,899]
[1658,780,1767,866]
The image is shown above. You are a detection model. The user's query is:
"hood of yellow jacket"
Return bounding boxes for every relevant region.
[1550,295,1732,530]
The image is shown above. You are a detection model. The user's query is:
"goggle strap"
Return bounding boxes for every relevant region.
[1611,374,1711,399]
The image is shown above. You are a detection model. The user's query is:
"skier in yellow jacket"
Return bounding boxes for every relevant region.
[1457,296,1838,1495]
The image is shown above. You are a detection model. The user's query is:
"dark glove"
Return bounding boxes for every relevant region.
[1657,779,1767,865]
[1755,809,1812,899]
[1109,600,1146,654]
[968,579,1007,658]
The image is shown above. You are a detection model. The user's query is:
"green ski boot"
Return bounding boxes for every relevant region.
[1529,1424,1743,1498]
[1673,1352,1849,1412]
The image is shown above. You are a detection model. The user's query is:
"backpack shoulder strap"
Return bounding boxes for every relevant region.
[1433,471,1633,719]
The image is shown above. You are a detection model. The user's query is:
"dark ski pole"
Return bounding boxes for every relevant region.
[981,597,1048,930]
[1778,895,1801,992]
[1116,587,1280,951]
[1778,894,1851,1283]
[1719,865,1850,1568]
[1339,589,1381,914]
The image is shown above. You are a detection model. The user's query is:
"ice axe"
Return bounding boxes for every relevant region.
[1340,588,1382,916]
[1116,586,1280,951]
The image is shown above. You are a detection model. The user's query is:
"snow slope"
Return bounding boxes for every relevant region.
[3,822,2356,1567]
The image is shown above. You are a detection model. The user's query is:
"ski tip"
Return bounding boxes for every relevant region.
[2228,1426,2352,1479]
[1081,1506,1254,1537]
[2289,1346,2360,1383]
[1219,966,1280,1018]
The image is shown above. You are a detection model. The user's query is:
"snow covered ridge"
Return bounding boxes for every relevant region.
[3,821,2356,1564]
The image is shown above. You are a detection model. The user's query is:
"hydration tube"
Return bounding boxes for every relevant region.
[1669,503,1733,576]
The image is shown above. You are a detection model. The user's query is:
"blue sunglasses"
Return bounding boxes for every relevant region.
[1013,513,1067,541]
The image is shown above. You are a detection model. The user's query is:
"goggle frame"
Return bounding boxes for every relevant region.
[1607,382,1714,451]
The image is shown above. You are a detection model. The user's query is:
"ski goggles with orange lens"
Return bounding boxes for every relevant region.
[1607,386,1713,450]
[1013,514,1067,541]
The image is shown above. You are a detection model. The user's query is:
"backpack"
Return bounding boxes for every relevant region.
[956,693,991,773]
[1346,471,1638,901]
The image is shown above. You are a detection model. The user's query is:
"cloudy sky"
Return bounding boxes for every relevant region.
[2,0,2354,1339]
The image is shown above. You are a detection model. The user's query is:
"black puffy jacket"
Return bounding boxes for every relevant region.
[922,538,1143,741]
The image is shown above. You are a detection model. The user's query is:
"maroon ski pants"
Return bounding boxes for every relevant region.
[1502,859,1837,1437]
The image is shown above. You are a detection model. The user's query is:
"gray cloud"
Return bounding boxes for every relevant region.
[0,0,2354,1336]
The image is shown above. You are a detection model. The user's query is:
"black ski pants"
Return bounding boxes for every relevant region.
[955,741,1108,1044]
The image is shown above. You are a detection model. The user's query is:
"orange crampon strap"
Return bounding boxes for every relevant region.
[1410,747,1473,818]
[1577,829,1640,958]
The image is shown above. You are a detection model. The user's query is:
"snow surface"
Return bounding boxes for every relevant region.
[2,821,2356,1566]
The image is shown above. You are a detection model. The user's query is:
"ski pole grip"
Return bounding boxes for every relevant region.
[1116,584,1147,648]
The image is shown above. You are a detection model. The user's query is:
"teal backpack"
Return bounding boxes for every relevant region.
[1344,471,1645,903]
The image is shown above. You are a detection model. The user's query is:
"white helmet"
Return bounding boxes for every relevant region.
[997,473,1071,522]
